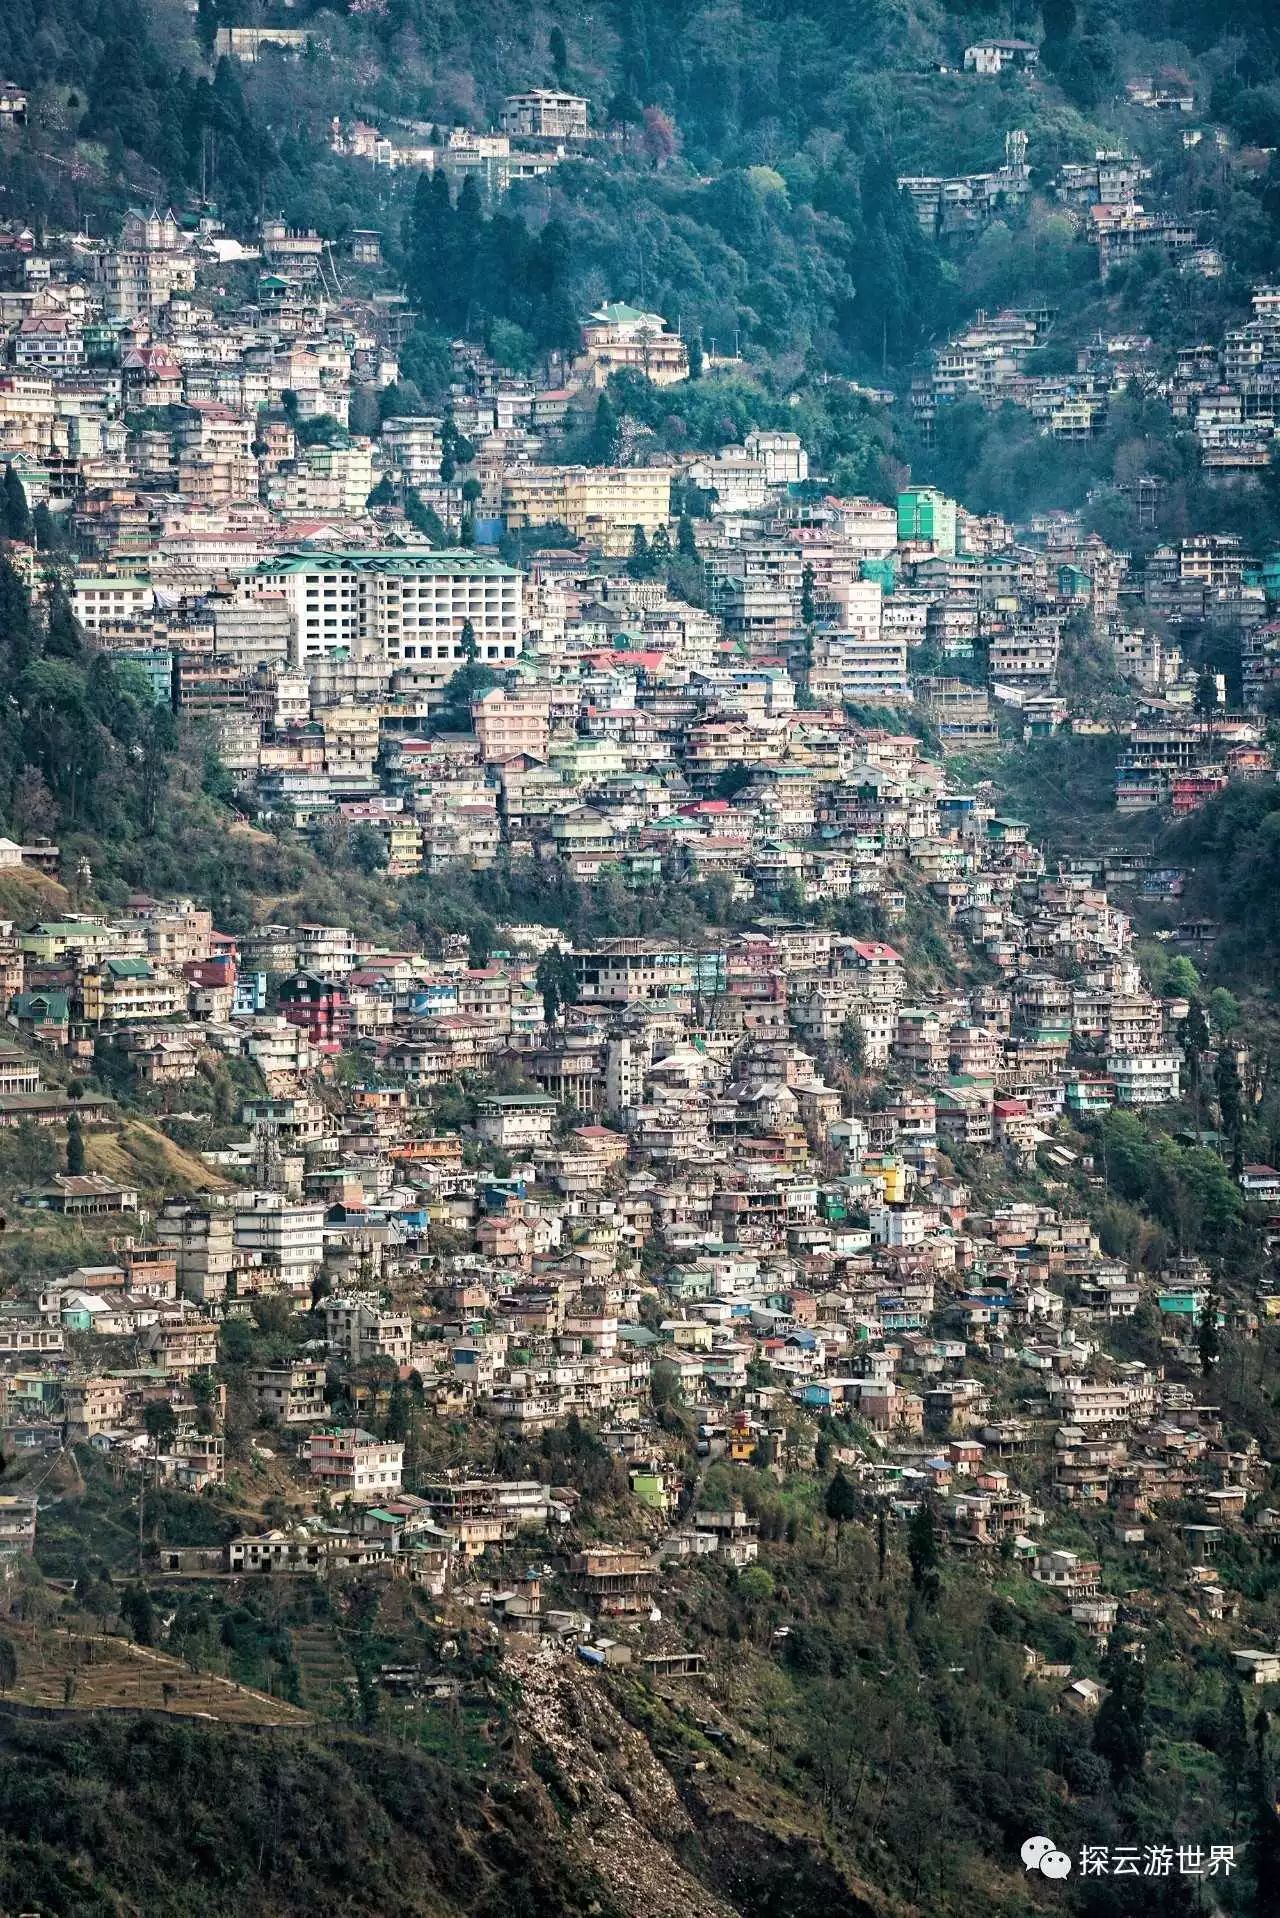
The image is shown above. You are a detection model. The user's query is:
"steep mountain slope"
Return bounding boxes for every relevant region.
[4,0,1280,381]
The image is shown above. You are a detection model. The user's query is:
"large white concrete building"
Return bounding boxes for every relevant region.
[251,548,523,677]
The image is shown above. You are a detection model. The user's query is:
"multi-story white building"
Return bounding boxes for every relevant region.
[155,1203,235,1305]
[234,1194,326,1296]
[247,1362,327,1425]
[499,91,590,138]
[325,1298,413,1367]
[1107,1051,1181,1106]
[379,416,443,488]
[72,573,155,633]
[251,548,523,679]
[744,430,809,487]
[305,1427,404,1503]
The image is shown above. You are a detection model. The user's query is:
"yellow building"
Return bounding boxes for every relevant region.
[79,958,188,1025]
[864,1157,908,1205]
[20,921,122,966]
[502,464,672,557]
[383,819,423,875]
[578,303,689,388]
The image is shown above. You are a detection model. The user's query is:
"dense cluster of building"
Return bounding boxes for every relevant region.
[0,135,1275,1688]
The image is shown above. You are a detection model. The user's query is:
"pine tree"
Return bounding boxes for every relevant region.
[142,1401,177,1452]
[196,0,220,53]
[120,1581,156,1646]
[0,558,34,674]
[450,175,484,328]
[65,1110,85,1176]
[407,169,455,324]
[628,526,652,578]
[1198,1282,1221,1376]
[44,586,82,660]
[1181,998,1210,1133]
[536,947,564,1026]
[824,1466,857,1561]
[1094,1631,1148,1784]
[1195,667,1219,716]
[1221,1685,1248,1833]
[2,466,30,542]
[1217,1048,1246,1172]
[907,1498,940,1598]
[385,1379,412,1444]
[1250,1709,1280,1918]
[591,392,621,465]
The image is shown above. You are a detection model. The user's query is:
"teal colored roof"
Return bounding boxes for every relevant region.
[592,302,658,324]
[105,957,152,978]
[12,993,68,1019]
[257,548,518,578]
[30,922,111,938]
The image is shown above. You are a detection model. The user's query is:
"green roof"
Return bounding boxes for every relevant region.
[12,993,68,1019]
[592,302,660,325]
[256,548,518,578]
[28,922,112,938]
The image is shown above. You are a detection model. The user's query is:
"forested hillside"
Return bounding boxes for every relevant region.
[4,0,1280,385]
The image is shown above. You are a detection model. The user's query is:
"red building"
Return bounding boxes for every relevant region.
[278,971,351,1051]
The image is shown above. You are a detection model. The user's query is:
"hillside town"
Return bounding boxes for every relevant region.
[0,135,1274,1721]
[2,171,1278,826]
[5,0,1280,1897]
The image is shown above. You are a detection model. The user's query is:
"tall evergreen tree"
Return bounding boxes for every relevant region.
[2,466,31,542]
[1094,1631,1148,1785]
[592,393,622,465]
[0,559,34,675]
[65,1110,85,1176]
[1221,1685,1249,1833]
[1217,1046,1247,1177]
[1198,1281,1221,1376]
[1181,998,1210,1132]
[824,1467,857,1561]
[407,169,455,323]
[1251,1709,1280,1918]
[195,0,220,53]
[44,587,83,660]
[907,1498,940,1598]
